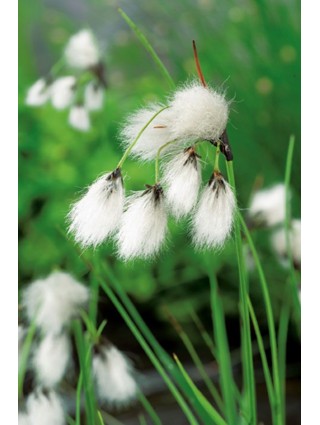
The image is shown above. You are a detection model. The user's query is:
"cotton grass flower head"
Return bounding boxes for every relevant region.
[50,76,76,110]
[25,78,51,106]
[64,29,100,70]
[23,271,89,334]
[249,183,287,227]
[18,412,30,425]
[162,146,201,218]
[68,104,91,132]
[26,389,65,425]
[93,343,138,407]
[271,219,301,268]
[121,104,173,160]
[68,168,124,248]
[169,81,230,143]
[192,171,236,249]
[84,81,104,111]
[32,332,71,388]
[117,184,167,260]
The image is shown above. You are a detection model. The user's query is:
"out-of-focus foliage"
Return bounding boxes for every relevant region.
[19,0,300,324]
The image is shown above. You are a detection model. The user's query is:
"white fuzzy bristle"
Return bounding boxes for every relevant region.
[25,78,50,107]
[68,169,124,248]
[84,82,104,111]
[26,389,65,425]
[117,185,168,260]
[22,271,89,334]
[93,345,138,406]
[68,104,91,132]
[162,147,201,218]
[50,76,76,110]
[192,173,236,249]
[64,29,100,69]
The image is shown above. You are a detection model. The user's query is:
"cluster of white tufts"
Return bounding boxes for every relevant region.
[92,343,138,407]
[68,82,236,259]
[25,29,106,132]
[19,271,139,419]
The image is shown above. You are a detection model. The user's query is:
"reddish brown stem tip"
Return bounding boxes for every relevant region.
[192,40,207,87]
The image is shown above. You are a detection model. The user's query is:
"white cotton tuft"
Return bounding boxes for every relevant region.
[64,29,100,69]
[22,271,89,334]
[26,389,65,425]
[192,172,236,249]
[68,104,91,132]
[249,183,287,227]
[93,345,138,406]
[121,104,174,160]
[117,184,168,260]
[32,333,71,387]
[18,412,30,425]
[25,78,50,106]
[50,76,76,110]
[84,81,104,111]
[68,169,124,248]
[271,219,301,267]
[162,147,201,218]
[169,82,229,142]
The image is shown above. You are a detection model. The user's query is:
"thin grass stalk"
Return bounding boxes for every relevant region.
[190,310,217,359]
[277,303,290,423]
[173,354,228,425]
[138,391,163,425]
[139,415,148,425]
[206,261,238,425]
[75,371,83,425]
[118,8,175,90]
[98,279,200,425]
[18,320,37,399]
[247,297,277,424]
[226,160,257,425]
[238,214,282,425]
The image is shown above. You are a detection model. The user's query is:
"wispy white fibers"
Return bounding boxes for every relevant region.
[22,271,89,334]
[271,219,301,267]
[50,76,76,110]
[25,78,50,106]
[162,147,201,218]
[68,168,124,248]
[84,81,104,111]
[117,184,167,260]
[26,389,65,425]
[64,29,100,69]
[32,333,71,387]
[192,172,236,249]
[169,82,229,142]
[121,104,173,160]
[93,344,137,406]
[249,183,287,227]
[18,412,30,425]
[68,104,90,132]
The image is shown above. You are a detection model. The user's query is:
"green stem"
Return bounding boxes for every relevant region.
[226,160,257,425]
[238,214,282,425]
[278,303,290,424]
[117,106,169,169]
[118,9,175,90]
[138,391,162,425]
[214,143,221,172]
[75,371,83,425]
[99,280,199,425]
[154,139,177,182]
[247,297,277,425]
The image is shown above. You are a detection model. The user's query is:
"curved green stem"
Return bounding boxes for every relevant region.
[214,143,221,172]
[154,139,177,182]
[117,106,169,169]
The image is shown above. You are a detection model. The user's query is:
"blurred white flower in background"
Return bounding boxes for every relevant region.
[68,104,91,131]
[64,29,100,70]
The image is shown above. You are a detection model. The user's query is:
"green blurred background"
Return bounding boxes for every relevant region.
[18,0,300,421]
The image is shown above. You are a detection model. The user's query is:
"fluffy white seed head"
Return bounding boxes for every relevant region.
[18,412,30,425]
[93,344,138,406]
[117,185,168,260]
[121,104,174,160]
[162,147,201,218]
[169,82,229,142]
[68,104,91,132]
[50,76,76,110]
[84,81,104,111]
[68,169,124,248]
[26,78,50,106]
[249,183,287,227]
[22,271,89,334]
[26,389,65,425]
[271,219,301,267]
[64,29,100,69]
[192,172,236,249]
[32,333,71,388]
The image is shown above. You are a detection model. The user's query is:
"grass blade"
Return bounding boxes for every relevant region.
[138,391,162,425]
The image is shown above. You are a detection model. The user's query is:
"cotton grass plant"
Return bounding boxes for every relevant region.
[19,8,301,425]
